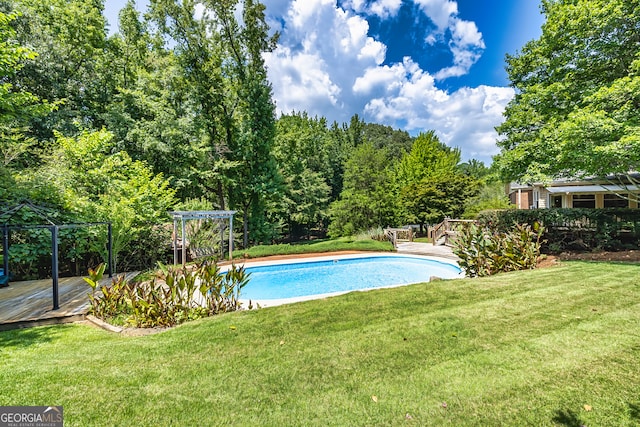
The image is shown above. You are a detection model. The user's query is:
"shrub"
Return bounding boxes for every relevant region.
[453,223,544,277]
[476,208,640,253]
[84,261,250,328]
[355,227,387,241]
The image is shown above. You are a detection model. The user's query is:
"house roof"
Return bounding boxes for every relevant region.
[545,185,640,194]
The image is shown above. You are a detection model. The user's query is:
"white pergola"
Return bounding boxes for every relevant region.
[169,210,236,266]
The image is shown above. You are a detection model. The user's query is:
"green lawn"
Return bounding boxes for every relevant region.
[1,261,639,426]
[232,236,393,259]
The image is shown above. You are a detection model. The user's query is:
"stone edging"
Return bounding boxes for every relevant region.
[86,314,123,333]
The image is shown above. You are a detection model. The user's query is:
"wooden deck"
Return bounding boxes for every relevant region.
[0,273,134,331]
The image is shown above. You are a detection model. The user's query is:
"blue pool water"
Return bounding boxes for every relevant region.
[237,254,462,301]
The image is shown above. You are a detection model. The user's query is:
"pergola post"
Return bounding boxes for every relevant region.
[181,217,186,267]
[107,223,113,277]
[172,218,178,266]
[2,224,8,279]
[51,225,59,310]
[229,215,234,261]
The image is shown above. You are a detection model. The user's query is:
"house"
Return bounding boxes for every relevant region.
[507,177,640,209]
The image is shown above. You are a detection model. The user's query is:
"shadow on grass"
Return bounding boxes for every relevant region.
[0,325,61,349]
[629,402,640,420]
[552,409,585,427]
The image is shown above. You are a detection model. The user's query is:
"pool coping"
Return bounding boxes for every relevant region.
[223,252,464,308]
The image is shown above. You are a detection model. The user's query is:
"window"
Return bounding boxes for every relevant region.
[572,194,595,208]
[604,193,628,208]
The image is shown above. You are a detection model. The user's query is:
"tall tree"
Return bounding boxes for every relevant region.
[328,142,397,237]
[103,3,210,200]
[273,112,332,240]
[396,130,461,186]
[0,11,53,198]
[362,122,413,160]
[496,0,640,182]
[9,0,110,140]
[396,131,474,231]
[326,120,354,200]
[149,0,280,246]
[402,174,480,227]
[220,0,281,246]
[148,0,232,208]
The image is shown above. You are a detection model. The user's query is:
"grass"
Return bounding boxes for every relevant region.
[1,261,640,426]
[413,236,432,243]
[232,236,393,259]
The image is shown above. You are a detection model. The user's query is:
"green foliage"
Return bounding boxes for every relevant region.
[85,263,128,320]
[147,0,282,246]
[103,54,211,200]
[328,142,397,237]
[476,208,640,253]
[462,181,515,219]
[362,122,413,160]
[496,0,640,181]
[395,132,477,230]
[10,0,109,139]
[458,159,493,182]
[85,261,249,327]
[8,130,177,275]
[401,173,480,227]
[272,112,332,239]
[453,223,543,277]
[396,130,460,185]
[0,11,53,171]
[57,130,176,272]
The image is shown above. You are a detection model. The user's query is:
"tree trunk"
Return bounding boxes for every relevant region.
[243,208,249,249]
[217,181,226,210]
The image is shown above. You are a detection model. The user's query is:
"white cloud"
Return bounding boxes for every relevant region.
[368,0,403,18]
[264,0,385,118]
[434,18,485,79]
[341,0,402,18]
[358,59,514,161]
[414,0,457,30]
[425,86,515,160]
[261,0,512,163]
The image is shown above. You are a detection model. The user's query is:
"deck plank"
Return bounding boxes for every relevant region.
[0,273,135,330]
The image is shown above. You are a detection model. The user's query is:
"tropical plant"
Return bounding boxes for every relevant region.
[453,223,544,277]
[85,261,250,328]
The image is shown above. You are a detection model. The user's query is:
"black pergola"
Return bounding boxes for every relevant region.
[1,202,113,310]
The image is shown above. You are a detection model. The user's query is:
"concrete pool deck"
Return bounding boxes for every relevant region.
[395,242,459,260]
[222,242,459,267]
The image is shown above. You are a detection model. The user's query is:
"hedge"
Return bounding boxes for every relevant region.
[476,208,640,253]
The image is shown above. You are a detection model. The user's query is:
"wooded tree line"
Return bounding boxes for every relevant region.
[0,0,509,274]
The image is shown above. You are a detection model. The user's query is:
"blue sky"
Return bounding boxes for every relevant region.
[103,0,544,164]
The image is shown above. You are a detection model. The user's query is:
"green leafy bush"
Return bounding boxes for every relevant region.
[85,261,250,328]
[477,208,640,252]
[453,223,543,277]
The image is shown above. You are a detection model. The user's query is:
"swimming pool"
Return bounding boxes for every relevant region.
[226,253,463,306]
